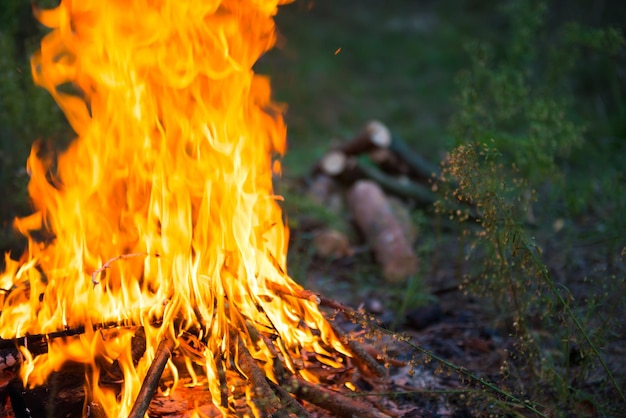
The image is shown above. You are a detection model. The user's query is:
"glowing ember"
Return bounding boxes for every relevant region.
[0,0,349,415]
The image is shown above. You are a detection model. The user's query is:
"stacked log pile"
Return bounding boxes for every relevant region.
[305,120,450,284]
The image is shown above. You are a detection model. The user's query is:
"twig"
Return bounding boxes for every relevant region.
[364,345,406,368]
[236,338,288,417]
[128,337,176,418]
[266,378,312,417]
[0,320,148,351]
[328,321,387,379]
[91,252,159,285]
[306,297,549,417]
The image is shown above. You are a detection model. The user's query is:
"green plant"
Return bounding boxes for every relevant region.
[437,142,625,414]
[448,0,625,198]
[438,3,626,412]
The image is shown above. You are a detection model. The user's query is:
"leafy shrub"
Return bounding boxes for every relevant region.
[438,1,626,414]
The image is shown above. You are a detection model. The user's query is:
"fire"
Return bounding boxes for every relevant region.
[0,0,349,416]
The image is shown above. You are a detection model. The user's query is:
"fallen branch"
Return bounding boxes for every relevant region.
[328,321,387,379]
[128,336,176,418]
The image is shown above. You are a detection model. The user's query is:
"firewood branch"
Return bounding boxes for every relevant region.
[91,252,160,285]
[128,336,176,418]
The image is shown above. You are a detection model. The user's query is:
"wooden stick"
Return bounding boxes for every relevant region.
[128,337,176,418]
[266,378,312,418]
[283,375,391,418]
[236,338,289,417]
[328,321,387,379]
[91,252,159,285]
[0,320,146,351]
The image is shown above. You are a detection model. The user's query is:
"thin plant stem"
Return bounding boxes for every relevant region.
[360,317,548,417]
[523,240,626,404]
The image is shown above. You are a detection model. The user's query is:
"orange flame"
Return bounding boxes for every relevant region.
[0,0,347,415]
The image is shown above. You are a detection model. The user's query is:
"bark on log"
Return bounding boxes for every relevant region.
[347,180,419,283]
[236,338,288,417]
[128,337,176,418]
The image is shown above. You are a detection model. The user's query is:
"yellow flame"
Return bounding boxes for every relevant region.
[0,0,348,415]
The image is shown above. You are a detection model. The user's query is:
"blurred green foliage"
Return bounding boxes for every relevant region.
[439,1,626,414]
[0,0,68,251]
[449,0,624,187]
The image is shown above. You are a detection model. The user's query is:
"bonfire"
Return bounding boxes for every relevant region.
[0,1,391,417]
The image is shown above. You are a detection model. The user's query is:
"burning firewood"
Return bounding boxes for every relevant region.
[0,1,413,417]
[128,337,176,418]
[347,180,419,283]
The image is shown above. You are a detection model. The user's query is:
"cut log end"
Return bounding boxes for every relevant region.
[320,150,348,176]
[365,120,391,148]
